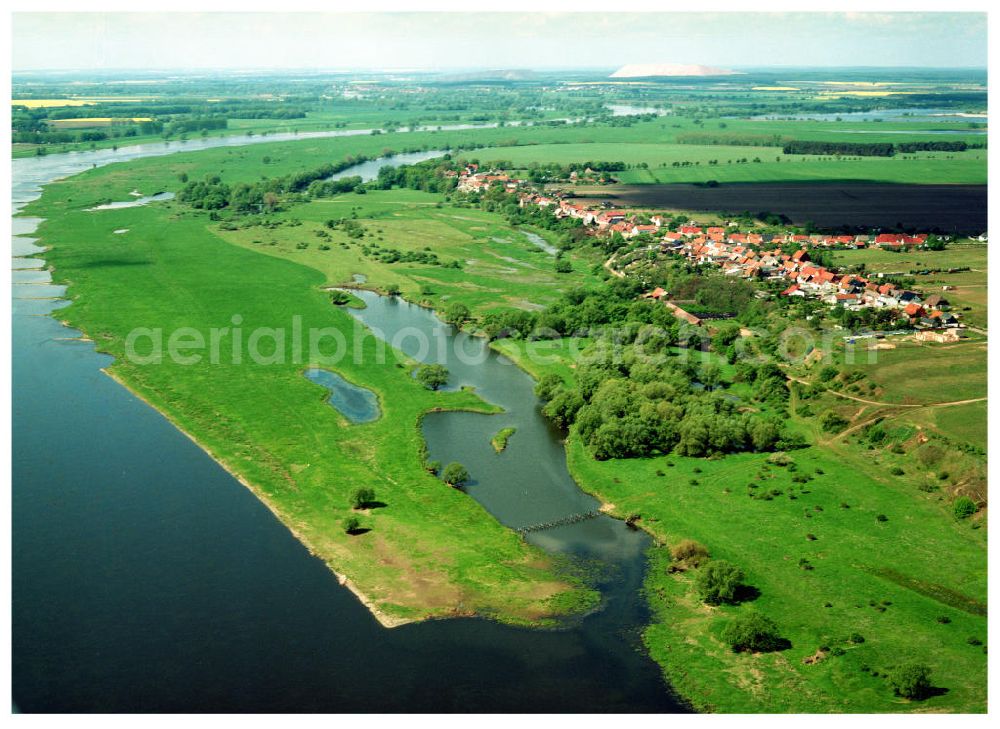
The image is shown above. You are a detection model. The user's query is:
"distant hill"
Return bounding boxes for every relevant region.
[610,64,741,78]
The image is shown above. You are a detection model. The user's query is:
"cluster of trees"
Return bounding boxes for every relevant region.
[783,141,896,157]
[676,132,788,147]
[534,342,792,461]
[307,175,364,197]
[177,155,387,212]
[896,141,969,153]
[373,162,458,194]
[163,116,228,135]
[360,243,444,266]
[783,140,975,157]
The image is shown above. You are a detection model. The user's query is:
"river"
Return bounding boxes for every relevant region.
[11,131,684,711]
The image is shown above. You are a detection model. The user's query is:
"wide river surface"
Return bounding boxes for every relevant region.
[12,131,685,711]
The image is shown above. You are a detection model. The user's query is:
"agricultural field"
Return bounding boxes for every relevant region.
[474,141,986,186]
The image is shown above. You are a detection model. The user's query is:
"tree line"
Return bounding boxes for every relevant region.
[782,140,971,157]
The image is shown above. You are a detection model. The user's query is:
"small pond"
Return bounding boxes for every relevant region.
[303,367,380,423]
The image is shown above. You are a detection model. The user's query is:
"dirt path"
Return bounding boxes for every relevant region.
[604,253,625,279]
[789,376,986,410]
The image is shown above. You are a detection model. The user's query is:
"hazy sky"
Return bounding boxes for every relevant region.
[12,12,988,71]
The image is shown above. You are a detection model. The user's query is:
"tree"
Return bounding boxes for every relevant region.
[342,516,362,534]
[721,611,784,653]
[443,302,471,327]
[351,487,376,510]
[441,462,469,487]
[888,663,933,699]
[534,373,564,402]
[554,259,573,274]
[386,284,401,296]
[416,364,449,390]
[696,559,746,605]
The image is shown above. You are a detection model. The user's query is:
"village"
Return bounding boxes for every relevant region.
[456,164,967,342]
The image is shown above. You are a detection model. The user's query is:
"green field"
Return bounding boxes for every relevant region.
[567,439,987,712]
[841,339,988,405]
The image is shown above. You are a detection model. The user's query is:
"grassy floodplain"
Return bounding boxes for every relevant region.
[23,134,608,627]
[216,188,599,314]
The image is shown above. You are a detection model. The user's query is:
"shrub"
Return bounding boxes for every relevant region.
[820,411,849,433]
[441,461,470,487]
[696,560,746,605]
[887,663,932,700]
[721,611,784,653]
[876,514,888,523]
[936,615,951,624]
[953,496,977,519]
[342,516,362,534]
[670,539,710,568]
[850,633,866,644]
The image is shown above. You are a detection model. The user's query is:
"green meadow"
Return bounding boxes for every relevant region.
[567,438,987,713]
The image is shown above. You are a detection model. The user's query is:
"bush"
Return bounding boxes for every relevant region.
[416,364,449,390]
[721,611,784,653]
[441,461,470,487]
[329,290,353,306]
[670,539,709,568]
[887,663,932,700]
[696,560,746,605]
[953,496,977,519]
[820,411,849,433]
[342,516,362,534]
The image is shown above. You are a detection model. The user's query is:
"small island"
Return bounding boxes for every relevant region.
[491,427,517,453]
